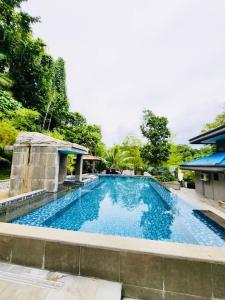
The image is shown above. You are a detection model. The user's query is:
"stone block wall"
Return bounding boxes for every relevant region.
[10,145,60,196]
[0,233,224,300]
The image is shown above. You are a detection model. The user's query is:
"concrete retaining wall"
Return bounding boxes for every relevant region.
[0,223,224,300]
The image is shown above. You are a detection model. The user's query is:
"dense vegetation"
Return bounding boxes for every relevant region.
[140,109,171,167]
[0,0,224,182]
[0,0,103,175]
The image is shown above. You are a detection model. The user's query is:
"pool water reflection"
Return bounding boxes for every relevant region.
[11,176,225,247]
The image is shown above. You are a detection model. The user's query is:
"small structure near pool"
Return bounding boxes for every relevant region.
[9,132,88,196]
[180,124,225,202]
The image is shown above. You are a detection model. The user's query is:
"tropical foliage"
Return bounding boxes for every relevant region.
[103,145,133,172]
[140,109,171,167]
[0,120,18,147]
[0,0,103,169]
[202,108,225,132]
[121,136,144,174]
[164,144,213,168]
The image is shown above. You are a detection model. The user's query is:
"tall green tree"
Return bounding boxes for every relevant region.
[59,112,103,154]
[164,144,213,168]
[44,58,69,129]
[202,108,225,132]
[0,0,57,124]
[140,109,171,167]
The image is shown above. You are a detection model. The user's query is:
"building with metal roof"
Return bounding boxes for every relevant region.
[180,124,225,202]
[9,132,89,196]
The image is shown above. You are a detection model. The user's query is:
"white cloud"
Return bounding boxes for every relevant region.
[22,0,225,145]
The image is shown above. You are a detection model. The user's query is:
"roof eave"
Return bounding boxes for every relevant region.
[180,165,225,172]
[189,124,225,144]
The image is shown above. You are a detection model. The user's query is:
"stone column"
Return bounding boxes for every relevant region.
[9,145,30,196]
[75,154,83,182]
[9,145,60,196]
[58,154,67,184]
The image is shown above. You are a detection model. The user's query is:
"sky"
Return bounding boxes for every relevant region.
[22,0,225,146]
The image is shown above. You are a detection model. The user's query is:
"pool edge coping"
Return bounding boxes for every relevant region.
[0,222,225,265]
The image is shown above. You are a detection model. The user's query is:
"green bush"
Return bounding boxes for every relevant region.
[0,120,18,147]
[11,108,41,132]
[150,167,176,182]
[0,91,22,115]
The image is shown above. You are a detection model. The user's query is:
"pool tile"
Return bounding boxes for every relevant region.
[9,176,225,247]
[212,263,225,299]
[122,284,163,300]
[11,237,45,268]
[164,258,212,298]
[80,247,120,281]
[45,241,80,274]
[120,252,163,290]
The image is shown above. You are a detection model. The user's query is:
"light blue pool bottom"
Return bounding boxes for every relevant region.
[11,176,225,247]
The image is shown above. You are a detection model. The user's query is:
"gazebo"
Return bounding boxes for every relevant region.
[9,132,88,196]
[82,155,102,174]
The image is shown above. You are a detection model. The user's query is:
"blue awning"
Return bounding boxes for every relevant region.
[181,152,225,167]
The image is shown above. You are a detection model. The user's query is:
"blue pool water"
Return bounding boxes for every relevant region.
[11,176,225,247]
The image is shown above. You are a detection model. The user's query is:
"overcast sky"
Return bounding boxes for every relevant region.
[22,0,225,146]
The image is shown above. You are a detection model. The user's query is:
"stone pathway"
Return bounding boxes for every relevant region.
[0,262,122,300]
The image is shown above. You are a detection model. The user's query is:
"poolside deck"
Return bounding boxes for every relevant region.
[173,187,225,220]
[0,262,122,300]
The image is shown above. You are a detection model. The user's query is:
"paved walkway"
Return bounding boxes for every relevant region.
[0,262,122,300]
[173,188,225,220]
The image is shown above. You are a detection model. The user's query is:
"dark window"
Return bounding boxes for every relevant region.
[214,173,219,181]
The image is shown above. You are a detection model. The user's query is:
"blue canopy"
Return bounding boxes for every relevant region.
[181,152,225,167]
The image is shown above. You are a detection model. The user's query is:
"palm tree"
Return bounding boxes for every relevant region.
[103,146,133,173]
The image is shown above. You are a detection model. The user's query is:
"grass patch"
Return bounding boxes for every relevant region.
[0,168,11,180]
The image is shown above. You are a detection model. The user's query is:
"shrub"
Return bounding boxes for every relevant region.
[0,120,18,147]
[0,91,22,115]
[11,108,41,131]
[150,167,176,182]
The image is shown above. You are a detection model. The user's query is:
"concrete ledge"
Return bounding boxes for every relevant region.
[219,201,225,209]
[0,223,224,264]
[0,223,225,299]
[163,181,181,190]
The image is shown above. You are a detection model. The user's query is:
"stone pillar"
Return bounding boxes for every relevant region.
[58,154,67,184]
[9,145,30,196]
[9,145,60,196]
[29,146,59,193]
[75,154,83,182]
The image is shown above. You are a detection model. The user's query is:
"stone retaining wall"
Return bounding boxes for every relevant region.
[0,224,224,300]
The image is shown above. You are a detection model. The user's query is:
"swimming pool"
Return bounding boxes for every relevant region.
[11,176,225,247]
